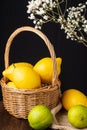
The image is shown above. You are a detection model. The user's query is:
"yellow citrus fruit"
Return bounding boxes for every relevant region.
[33,57,62,83]
[28,105,53,130]
[2,62,41,89]
[7,81,17,88]
[61,89,87,111]
[6,62,33,68]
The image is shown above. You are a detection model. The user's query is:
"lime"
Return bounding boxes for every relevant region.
[28,105,53,130]
[68,105,87,128]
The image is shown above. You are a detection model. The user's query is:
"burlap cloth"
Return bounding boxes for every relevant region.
[50,102,87,130]
[56,109,87,130]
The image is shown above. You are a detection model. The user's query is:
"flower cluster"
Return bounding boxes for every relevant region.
[27,0,59,29]
[27,0,87,47]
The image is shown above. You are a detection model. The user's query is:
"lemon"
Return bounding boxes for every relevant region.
[10,62,33,68]
[28,105,53,130]
[2,62,41,89]
[7,81,17,88]
[33,57,62,83]
[61,89,87,111]
[68,105,87,128]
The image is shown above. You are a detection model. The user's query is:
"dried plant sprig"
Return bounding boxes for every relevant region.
[27,0,87,47]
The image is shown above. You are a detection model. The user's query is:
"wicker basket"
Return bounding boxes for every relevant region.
[0,26,61,119]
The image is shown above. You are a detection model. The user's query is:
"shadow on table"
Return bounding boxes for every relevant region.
[0,101,52,130]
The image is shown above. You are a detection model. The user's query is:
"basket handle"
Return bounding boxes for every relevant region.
[4,26,60,87]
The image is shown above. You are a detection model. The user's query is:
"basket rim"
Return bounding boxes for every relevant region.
[0,78,60,94]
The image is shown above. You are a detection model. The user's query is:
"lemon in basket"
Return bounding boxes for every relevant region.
[7,81,17,88]
[28,105,53,130]
[33,57,62,83]
[2,62,41,89]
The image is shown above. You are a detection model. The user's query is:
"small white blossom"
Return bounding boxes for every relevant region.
[43,3,47,8]
[33,20,37,24]
[28,13,35,20]
[27,1,36,13]
[43,15,49,20]
[42,0,50,4]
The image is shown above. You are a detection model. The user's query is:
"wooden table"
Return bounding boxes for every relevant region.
[1,101,87,130]
[0,101,52,130]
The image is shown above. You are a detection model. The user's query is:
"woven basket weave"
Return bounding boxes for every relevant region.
[0,26,61,119]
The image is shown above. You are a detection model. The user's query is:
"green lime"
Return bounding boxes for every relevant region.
[28,105,53,130]
[68,105,87,128]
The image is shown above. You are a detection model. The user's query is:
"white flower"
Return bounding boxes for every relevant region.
[35,0,42,6]
[36,8,46,15]
[28,13,35,20]
[33,20,37,24]
[27,1,36,13]
[42,0,50,4]
[43,15,49,20]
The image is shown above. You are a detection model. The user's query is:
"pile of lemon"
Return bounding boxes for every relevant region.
[2,57,62,90]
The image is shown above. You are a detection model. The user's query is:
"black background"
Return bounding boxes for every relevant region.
[0,0,87,100]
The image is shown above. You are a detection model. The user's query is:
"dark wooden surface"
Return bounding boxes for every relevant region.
[0,101,52,130]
